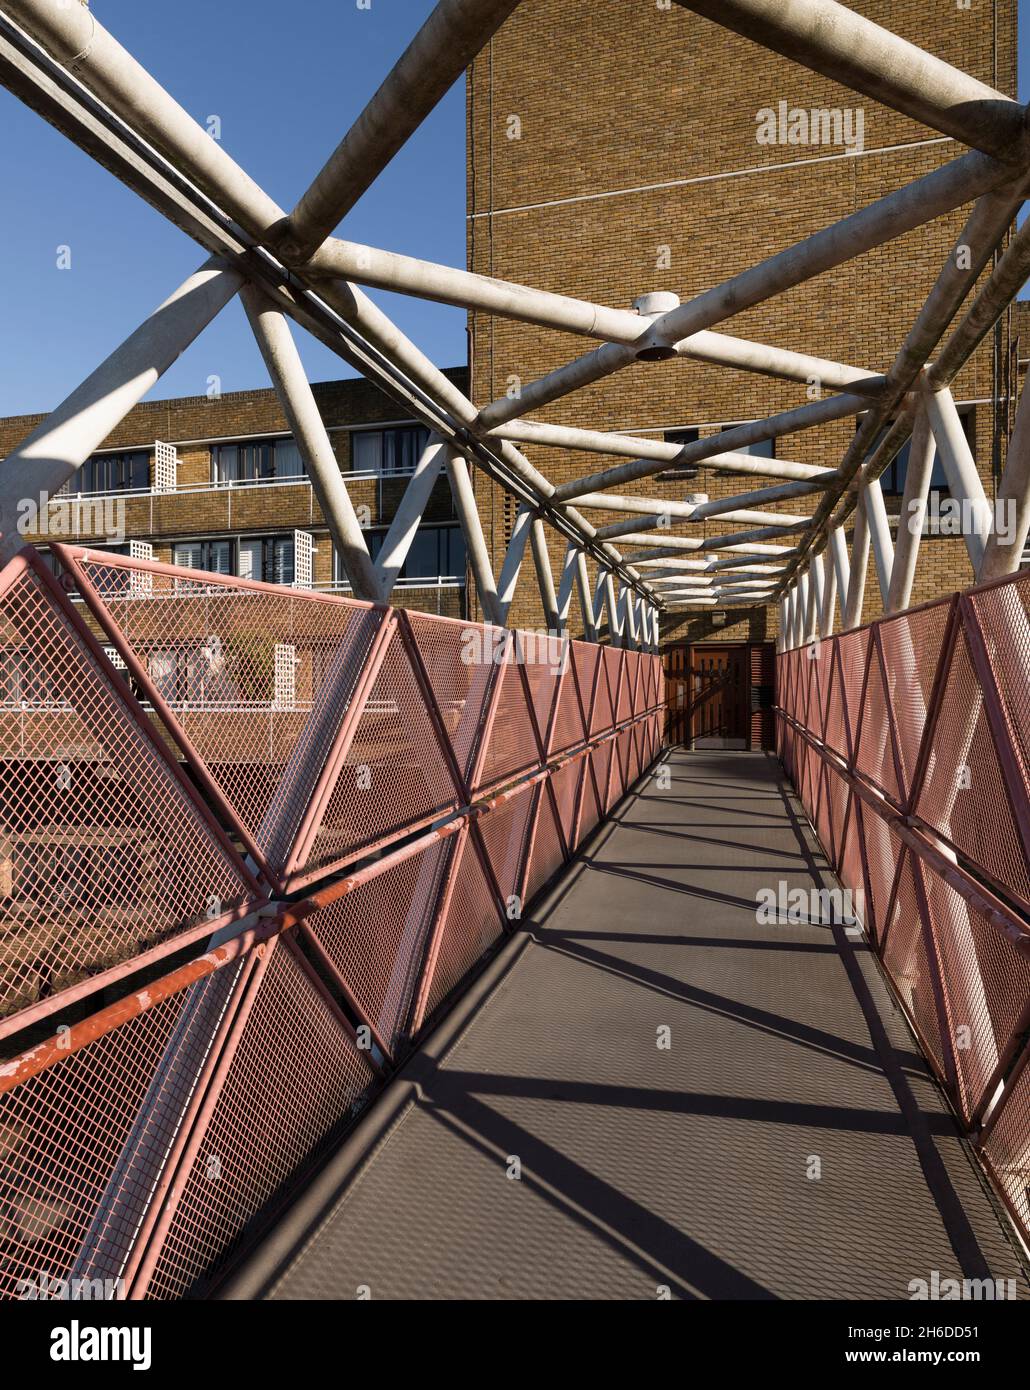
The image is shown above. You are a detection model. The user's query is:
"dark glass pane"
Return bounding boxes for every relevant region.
[403,528,438,579]
[443,526,466,576]
[737,436,775,458]
[207,541,233,575]
[214,444,238,484]
[129,452,149,490]
[270,536,294,585]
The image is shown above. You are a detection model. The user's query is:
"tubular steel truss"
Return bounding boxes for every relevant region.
[0,544,663,1298]
[1,0,1029,640]
[778,566,1030,1251]
[1,0,1030,1296]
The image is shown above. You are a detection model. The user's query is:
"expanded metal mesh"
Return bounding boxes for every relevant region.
[0,553,257,1026]
[298,623,463,878]
[777,569,1030,1251]
[142,939,376,1299]
[418,827,504,1024]
[60,547,384,882]
[302,835,452,1055]
[0,543,664,1299]
[0,987,193,1299]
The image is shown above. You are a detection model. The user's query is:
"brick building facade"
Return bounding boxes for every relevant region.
[0,3,1020,651]
[0,370,469,619]
[466,0,1020,641]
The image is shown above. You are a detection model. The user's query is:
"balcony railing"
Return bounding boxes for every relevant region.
[37,466,435,540]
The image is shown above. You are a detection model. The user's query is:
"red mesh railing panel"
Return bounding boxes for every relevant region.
[812,759,832,856]
[853,640,902,807]
[0,554,257,1027]
[0,986,193,1299]
[980,1060,1030,1245]
[548,648,588,754]
[301,836,451,1055]
[810,643,834,741]
[915,624,1030,913]
[822,643,849,760]
[404,611,497,780]
[0,542,665,1298]
[859,799,902,941]
[919,861,1030,1122]
[580,749,604,838]
[419,828,504,1023]
[295,623,463,878]
[550,756,583,857]
[477,785,536,908]
[877,601,952,804]
[141,939,376,1299]
[881,851,947,1078]
[968,573,1030,796]
[523,782,566,904]
[519,634,563,758]
[590,647,616,735]
[838,793,868,926]
[835,627,871,761]
[775,569,1030,1251]
[473,649,543,793]
[58,546,383,881]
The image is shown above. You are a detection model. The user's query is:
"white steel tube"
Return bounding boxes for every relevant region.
[551,394,862,499]
[242,285,382,602]
[444,445,503,625]
[496,504,533,625]
[886,403,936,613]
[0,257,240,564]
[842,493,871,630]
[924,385,992,573]
[671,0,1027,160]
[979,369,1030,582]
[374,435,447,596]
[865,478,896,605]
[280,0,522,260]
[530,517,560,631]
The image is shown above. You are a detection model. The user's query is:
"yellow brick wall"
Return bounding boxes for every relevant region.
[466,0,1018,641]
[1,372,466,605]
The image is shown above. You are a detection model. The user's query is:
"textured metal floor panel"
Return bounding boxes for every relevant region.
[262,751,1028,1300]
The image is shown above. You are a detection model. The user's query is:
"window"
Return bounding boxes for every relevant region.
[660,427,701,480]
[877,436,948,497]
[721,428,775,459]
[0,650,67,708]
[860,417,962,497]
[351,425,430,475]
[77,451,149,495]
[664,427,700,448]
[212,436,306,486]
[334,525,465,584]
[174,540,233,575]
[174,536,296,586]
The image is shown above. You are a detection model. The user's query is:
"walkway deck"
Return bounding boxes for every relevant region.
[228,751,1028,1301]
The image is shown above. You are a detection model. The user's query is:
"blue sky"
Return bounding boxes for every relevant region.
[0,1,1028,417]
[0,0,466,415]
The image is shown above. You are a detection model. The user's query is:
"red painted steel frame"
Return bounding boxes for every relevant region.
[0,542,665,1299]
